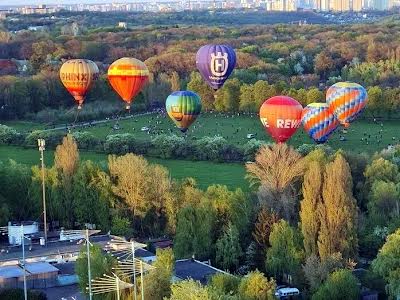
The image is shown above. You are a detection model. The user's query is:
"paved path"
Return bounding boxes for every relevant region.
[43,111,157,132]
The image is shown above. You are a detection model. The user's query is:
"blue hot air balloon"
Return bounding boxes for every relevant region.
[196,44,236,91]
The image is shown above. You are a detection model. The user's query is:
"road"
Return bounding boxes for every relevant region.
[43,110,157,132]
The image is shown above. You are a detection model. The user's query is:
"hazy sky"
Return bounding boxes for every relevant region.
[1,0,153,5]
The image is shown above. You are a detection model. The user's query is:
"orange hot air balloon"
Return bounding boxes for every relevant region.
[259,96,303,143]
[59,59,99,109]
[107,58,149,109]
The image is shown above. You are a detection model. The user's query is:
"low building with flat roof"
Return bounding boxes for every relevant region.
[174,258,229,284]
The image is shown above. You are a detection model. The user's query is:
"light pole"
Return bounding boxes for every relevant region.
[37,138,47,245]
[20,225,28,300]
[61,229,100,300]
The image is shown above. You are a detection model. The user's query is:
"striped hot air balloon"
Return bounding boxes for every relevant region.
[166,91,202,133]
[302,103,339,144]
[259,96,303,143]
[108,58,149,109]
[326,82,367,128]
[59,59,99,109]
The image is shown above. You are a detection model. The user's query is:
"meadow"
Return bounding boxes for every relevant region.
[5,112,398,155]
[0,145,248,191]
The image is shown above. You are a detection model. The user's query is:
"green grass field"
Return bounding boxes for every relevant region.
[4,112,399,154]
[0,145,248,191]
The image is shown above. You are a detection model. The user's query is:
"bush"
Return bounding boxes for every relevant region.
[150,134,188,159]
[242,139,267,161]
[104,133,151,155]
[0,289,47,300]
[25,130,67,148]
[0,125,23,145]
[194,136,243,162]
[111,216,132,237]
[72,131,102,150]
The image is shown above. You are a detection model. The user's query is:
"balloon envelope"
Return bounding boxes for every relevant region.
[260,96,303,143]
[59,59,99,108]
[108,57,149,109]
[326,82,367,128]
[302,103,339,144]
[196,44,236,91]
[166,91,202,132]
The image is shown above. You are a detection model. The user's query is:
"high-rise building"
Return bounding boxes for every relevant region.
[269,0,297,11]
[331,0,351,11]
[352,0,363,11]
[315,0,330,10]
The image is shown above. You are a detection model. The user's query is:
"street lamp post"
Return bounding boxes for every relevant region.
[20,225,27,300]
[37,139,47,245]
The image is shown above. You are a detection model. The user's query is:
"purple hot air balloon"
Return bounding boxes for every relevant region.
[196,44,236,91]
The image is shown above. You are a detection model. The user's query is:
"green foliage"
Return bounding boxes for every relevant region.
[144,248,174,300]
[215,224,242,271]
[266,220,303,280]
[110,216,132,237]
[312,269,360,300]
[0,289,47,300]
[372,229,400,299]
[174,204,214,260]
[169,279,210,300]
[210,273,240,296]
[75,244,116,296]
[0,125,22,145]
[238,270,276,300]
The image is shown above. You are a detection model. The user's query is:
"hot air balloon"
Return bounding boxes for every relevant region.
[196,44,236,91]
[259,96,303,143]
[302,103,339,144]
[326,82,367,128]
[108,58,149,109]
[59,59,99,109]
[166,91,202,133]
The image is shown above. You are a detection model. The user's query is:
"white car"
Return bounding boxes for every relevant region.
[141,126,150,132]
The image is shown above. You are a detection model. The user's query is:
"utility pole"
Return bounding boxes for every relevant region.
[37,139,47,245]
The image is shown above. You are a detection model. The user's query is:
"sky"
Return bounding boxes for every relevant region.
[1,0,156,5]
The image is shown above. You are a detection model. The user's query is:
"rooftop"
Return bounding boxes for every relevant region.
[25,262,59,275]
[0,265,26,279]
[174,259,227,285]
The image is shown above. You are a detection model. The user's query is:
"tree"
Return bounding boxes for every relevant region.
[187,72,214,111]
[300,161,323,257]
[210,273,240,296]
[368,180,399,222]
[75,244,116,297]
[252,207,279,249]
[253,80,276,109]
[266,220,303,281]
[246,144,305,223]
[318,154,358,260]
[174,204,214,260]
[169,71,181,91]
[303,253,345,292]
[238,270,276,300]
[144,248,174,300]
[372,229,400,299]
[306,88,324,104]
[216,224,242,271]
[73,161,113,230]
[108,154,150,218]
[169,279,209,300]
[214,79,241,112]
[239,84,255,112]
[312,269,360,300]
[314,51,335,79]
[54,134,79,227]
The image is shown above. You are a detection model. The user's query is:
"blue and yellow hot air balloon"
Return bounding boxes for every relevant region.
[302,103,339,144]
[166,91,202,132]
[326,82,367,128]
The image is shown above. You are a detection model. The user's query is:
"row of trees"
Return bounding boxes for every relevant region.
[2,70,400,121]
